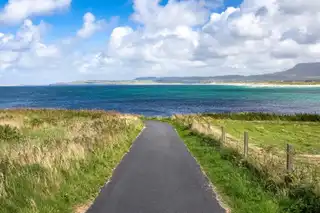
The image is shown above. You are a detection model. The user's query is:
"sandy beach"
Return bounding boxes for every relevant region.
[208,82,320,88]
[2,82,320,87]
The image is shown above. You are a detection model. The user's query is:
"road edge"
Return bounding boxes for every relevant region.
[174,128,231,213]
[80,125,146,213]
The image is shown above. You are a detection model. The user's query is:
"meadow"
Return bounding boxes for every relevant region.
[201,114,320,154]
[0,109,143,213]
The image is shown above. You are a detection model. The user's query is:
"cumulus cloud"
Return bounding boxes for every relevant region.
[0,19,60,75]
[278,0,320,14]
[77,12,106,39]
[1,0,320,84]
[0,0,71,24]
[104,0,320,77]
[271,39,301,59]
[131,0,210,29]
[0,19,48,51]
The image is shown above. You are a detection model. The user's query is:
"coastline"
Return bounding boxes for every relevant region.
[207,82,320,88]
[53,82,320,87]
[1,82,320,87]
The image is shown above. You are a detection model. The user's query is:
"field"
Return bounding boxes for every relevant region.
[174,113,320,155]
[0,109,143,213]
[170,113,320,213]
[207,119,320,154]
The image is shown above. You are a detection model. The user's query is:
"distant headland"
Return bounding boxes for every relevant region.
[51,62,320,87]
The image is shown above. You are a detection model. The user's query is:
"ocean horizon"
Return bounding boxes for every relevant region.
[0,85,319,116]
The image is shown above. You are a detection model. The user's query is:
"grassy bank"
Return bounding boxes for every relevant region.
[169,113,320,213]
[0,109,143,213]
[174,124,281,213]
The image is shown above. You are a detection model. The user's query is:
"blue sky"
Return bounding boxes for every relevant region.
[0,0,319,84]
[0,0,242,40]
[0,0,131,38]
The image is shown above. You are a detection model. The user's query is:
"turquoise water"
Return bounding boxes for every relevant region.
[0,85,319,116]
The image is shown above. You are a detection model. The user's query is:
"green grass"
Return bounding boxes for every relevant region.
[203,112,320,122]
[0,109,143,213]
[174,113,320,154]
[168,113,320,213]
[210,119,320,154]
[173,122,320,213]
[174,123,281,213]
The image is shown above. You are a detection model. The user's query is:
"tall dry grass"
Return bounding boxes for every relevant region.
[0,109,143,213]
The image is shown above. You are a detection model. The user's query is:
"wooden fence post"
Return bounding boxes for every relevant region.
[244,131,249,158]
[221,126,225,143]
[286,144,293,173]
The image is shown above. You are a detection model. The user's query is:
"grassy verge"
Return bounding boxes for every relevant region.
[173,122,320,213]
[0,109,143,213]
[174,123,282,213]
[167,113,320,213]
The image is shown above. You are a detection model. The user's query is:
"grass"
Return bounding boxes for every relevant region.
[202,112,320,122]
[174,124,281,213]
[172,114,320,182]
[2,110,319,212]
[172,122,320,213]
[209,119,320,154]
[0,109,143,213]
[173,113,320,155]
[167,113,320,213]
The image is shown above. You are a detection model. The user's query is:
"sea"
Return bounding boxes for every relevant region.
[0,85,319,116]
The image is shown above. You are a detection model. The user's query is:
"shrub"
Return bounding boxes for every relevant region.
[0,125,21,141]
[29,117,44,127]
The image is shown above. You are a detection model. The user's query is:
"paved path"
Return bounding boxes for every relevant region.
[87,121,225,213]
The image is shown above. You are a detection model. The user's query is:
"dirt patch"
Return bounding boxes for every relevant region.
[297,154,320,164]
[74,203,91,213]
[299,154,320,159]
[0,119,23,128]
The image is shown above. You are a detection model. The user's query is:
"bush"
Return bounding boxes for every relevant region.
[29,117,44,127]
[0,125,21,141]
[286,185,320,213]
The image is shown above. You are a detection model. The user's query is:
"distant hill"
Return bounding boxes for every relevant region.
[136,62,320,83]
[251,62,320,81]
[53,62,320,85]
[135,77,159,81]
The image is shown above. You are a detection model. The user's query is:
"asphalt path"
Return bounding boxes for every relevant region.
[86,121,226,213]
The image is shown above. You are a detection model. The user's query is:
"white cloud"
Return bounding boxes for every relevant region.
[278,0,320,14]
[2,0,320,84]
[34,43,60,57]
[0,19,60,74]
[0,0,71,24]
[0,19,49,52]
[228,13,270,39]
[191,0,320,73]
[131,0,210,29]
[271,39,301,59]
[77,12,106,39]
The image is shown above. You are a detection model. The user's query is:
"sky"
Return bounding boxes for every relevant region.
[0,0,320,84]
